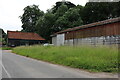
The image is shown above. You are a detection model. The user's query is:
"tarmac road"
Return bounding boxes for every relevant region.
[1,50,118,78]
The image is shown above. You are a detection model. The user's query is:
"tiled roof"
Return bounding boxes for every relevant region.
[52,17,120,36]
[8,31,45,40]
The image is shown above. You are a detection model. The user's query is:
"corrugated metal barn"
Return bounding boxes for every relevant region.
[52,17,120,46]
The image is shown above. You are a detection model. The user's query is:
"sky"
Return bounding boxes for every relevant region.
[0,0,88,33]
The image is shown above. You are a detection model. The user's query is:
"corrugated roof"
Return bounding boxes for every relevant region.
[8,31,45,40]
[52,17,120,36]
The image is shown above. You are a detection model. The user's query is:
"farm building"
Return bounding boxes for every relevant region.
[51,17,120,46]
[7,31,45,47]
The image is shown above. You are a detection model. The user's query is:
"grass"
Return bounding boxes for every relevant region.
[2,47,13,50]
[12,45,119,73]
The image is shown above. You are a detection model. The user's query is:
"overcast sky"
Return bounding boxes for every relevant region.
[0,0,88,33]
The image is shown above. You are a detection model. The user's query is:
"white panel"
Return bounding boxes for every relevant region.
[52,36,57,45]
[56,34,65,46]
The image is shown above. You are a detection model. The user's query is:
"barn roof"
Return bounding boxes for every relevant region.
[52,17,120,36]
[7,31,45,40]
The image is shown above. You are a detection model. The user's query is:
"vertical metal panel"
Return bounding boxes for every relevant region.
[56,34,65,46]
[52,36,57,45]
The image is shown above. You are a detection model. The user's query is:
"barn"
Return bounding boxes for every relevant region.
[51,17,120,46]
[7,31,45,47]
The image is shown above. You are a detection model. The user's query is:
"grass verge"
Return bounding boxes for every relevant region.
[2,47,13,50]
[12,45,118,73]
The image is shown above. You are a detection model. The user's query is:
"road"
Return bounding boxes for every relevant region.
[1,50,118,78]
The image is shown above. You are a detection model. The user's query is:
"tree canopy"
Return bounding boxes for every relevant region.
[20,5,44,32]
[35,2,83,41]
[51,1,76,13]
[81,2,120,24]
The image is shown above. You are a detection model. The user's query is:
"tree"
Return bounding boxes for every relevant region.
[64,7,83,27]
[35,2,83,41]
[0,28,7,45]
[53,4,69,32]
[36,11,56,41]
[52,3,83,32]
[55,4,68,17]
[110,2,120,18]
[81,2,120,24]
[20,5,44,32]
[55,7,83,31]
[36,3,70,41]
[52,1,76,13]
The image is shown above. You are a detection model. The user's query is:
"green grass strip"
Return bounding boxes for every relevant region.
[12,45,119,73]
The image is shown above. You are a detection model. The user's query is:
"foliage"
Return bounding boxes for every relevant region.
[52,1,76,13]
[81,2,120,24]
[0,28,6,38]
[55,4,68,17]
[20,5,44,32]
[36,12,56,41]
[35,2,83,41]
[13,45,118,72]
[61,7,83,28]
[0,28,7,45]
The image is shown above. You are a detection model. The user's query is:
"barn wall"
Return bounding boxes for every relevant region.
[64,22,120,46]
[64,39,73,46]
[52,36,57,45]
[56,34,65,46]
